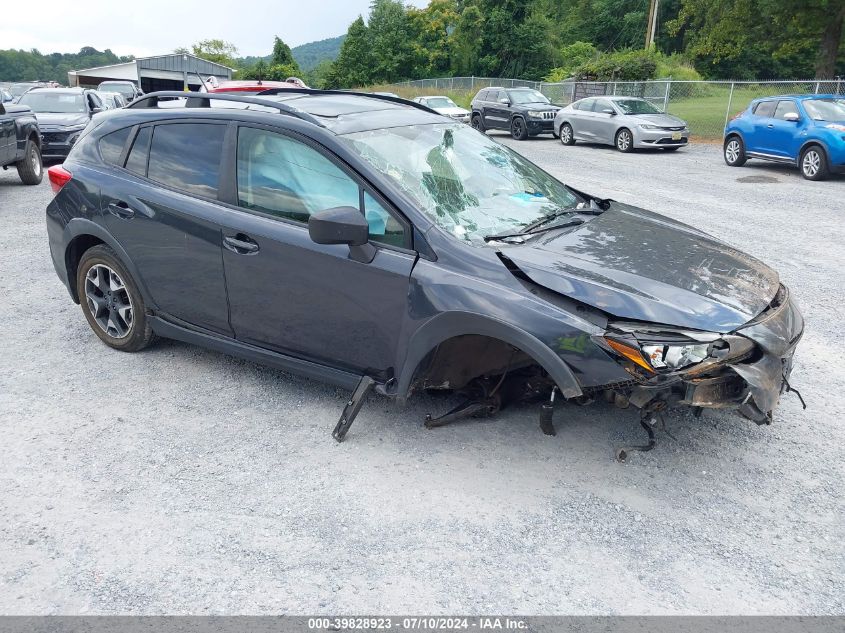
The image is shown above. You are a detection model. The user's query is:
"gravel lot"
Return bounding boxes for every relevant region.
[1,139,843,615]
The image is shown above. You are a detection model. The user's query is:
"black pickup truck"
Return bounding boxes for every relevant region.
[0,102,42,185]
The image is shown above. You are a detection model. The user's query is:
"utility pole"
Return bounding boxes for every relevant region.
[645,0,660,49]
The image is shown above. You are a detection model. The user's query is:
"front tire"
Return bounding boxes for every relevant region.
[800,145,829,181]
[615,128,633,152]
[724,135,747,167]
[76,245,154,352]
[559,123,575,146]
[510,116,529,140]
[16,137,43,185]
[471,113,485,133]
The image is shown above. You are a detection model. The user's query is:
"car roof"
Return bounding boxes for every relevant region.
[210,80,299,92]
[754,94,841,101]
[25,87,86,94]
[120,89,445,135]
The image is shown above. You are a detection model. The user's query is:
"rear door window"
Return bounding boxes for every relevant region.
[147,123,226,199]
[753,101,776,117]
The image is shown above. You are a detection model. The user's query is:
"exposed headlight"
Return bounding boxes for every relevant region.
[527,111,544,118]
[639,124,661,130]
[640,343,710,370]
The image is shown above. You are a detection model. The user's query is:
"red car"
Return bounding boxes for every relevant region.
[206,78,307,95]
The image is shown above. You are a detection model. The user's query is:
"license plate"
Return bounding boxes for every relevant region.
[672,132,682,140]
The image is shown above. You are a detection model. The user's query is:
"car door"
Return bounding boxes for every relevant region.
[485,90,509,130]
[568,99,594,140]
[744,100,777,155]
[590,99,618,144]
[768,99,804,159]
[0,106,13,164]
[218,124,415,375]
[98,121,233,336]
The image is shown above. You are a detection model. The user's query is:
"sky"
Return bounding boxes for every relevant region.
[1,0,430,58]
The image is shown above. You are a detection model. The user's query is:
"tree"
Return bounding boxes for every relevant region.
[271,36,298,71]
[189,39,239,67]
[368,0,414,82]
[325,16,375,88]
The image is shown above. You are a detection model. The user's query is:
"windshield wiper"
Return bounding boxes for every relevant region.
[483,218,585,243]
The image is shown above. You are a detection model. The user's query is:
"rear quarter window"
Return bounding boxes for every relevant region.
[98,127,131,166]
[753,101,776,117]
[125,126,151,176]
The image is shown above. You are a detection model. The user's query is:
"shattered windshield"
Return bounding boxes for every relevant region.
[341,123,579,244]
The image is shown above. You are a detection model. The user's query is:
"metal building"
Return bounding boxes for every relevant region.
[68,53,234,92]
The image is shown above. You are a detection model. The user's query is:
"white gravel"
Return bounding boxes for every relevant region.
[0,140,843,615]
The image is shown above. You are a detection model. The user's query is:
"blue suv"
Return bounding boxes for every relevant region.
[723,94,845,180]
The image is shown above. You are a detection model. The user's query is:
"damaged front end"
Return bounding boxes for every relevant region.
[595,285,805,425]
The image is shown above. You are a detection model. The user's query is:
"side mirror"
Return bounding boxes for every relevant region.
[784,112,800,122]
[499,97,511,105]
[309,206,375,264]
[602,108,616,115]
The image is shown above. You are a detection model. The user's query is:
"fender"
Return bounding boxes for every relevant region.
[796,139,828,166]
[394,311,583,402]
[62,217,156,308]
[16,117,40,154]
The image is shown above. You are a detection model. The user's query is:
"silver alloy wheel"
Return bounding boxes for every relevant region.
[84,264,133,339]
[617,130,631,151]
[561,125,572,144]
[30,144,41,177]
[802,149,820,177]
[726,139,741,163]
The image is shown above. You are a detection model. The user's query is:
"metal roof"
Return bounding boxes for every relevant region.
[137,53,235,74]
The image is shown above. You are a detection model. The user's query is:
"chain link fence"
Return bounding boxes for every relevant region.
[388,77,845,139]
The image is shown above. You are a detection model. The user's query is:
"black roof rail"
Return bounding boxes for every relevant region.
[254,87,440,115]
[125,91,326,128]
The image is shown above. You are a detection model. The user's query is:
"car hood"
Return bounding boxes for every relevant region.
[435,106,470,116]
[501,202,779,332]
[520,103,560,112]
[625,112,687,127]
[34,112,89,128]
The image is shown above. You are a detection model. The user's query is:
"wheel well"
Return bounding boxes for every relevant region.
[66,235,105,302]
[799,141,827,159]
[27,130,41,149]
[408,334,540,395]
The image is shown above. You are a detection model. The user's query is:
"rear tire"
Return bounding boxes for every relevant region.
[16,137,43,185]
[724,135,747,167]
[471,113,485,132]
[510,116,529,140]
[559,123,575,146]
[615,128,633,152]
[799,145,829,181]
[76,245,155,352]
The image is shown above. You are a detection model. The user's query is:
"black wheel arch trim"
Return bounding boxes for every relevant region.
[393,311,583,402]
[797,140,829,167]
[63,218,155,308]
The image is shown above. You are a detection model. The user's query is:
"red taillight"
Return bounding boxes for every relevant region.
[47,165,72,194]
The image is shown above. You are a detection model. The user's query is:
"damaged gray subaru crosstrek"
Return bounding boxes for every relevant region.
[46,90,804,458]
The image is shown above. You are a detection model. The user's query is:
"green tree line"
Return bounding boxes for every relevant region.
[321,0,845,87]
[0,47,133,83]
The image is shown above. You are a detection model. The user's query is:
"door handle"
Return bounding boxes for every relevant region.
[107,201,135,219]
[767,124,774,128]
[223,234,260,255]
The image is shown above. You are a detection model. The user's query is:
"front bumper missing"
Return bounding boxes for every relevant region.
[608,287,804,424]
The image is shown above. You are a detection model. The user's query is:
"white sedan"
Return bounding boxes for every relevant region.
[413,95,471,123]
